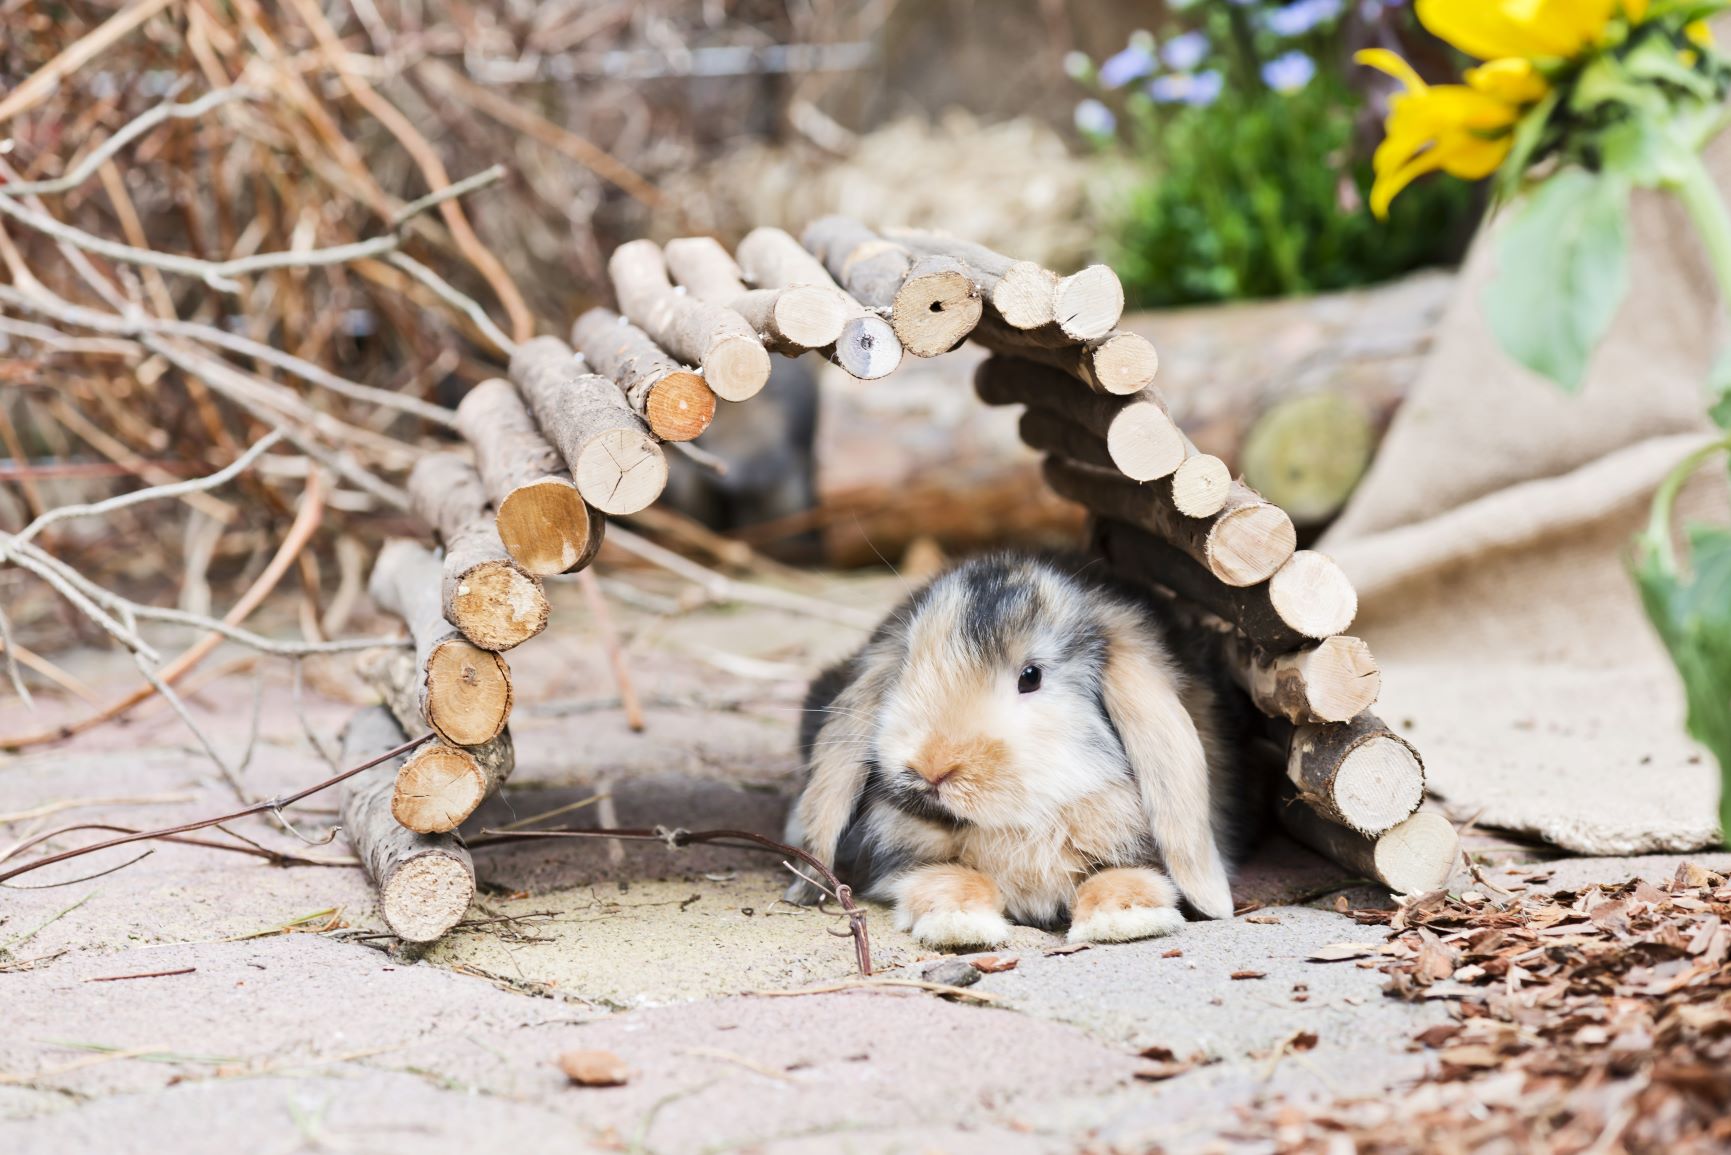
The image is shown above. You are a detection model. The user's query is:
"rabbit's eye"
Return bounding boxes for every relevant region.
[1018,664,1043,694]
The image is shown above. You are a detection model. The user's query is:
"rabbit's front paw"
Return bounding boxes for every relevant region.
[1068,867,1186,944]
[891,864,1011,950]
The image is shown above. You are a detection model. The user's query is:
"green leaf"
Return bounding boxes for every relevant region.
[1634,522,1731,847]
[1491,90,1560,207]
[1483,170,1632,391]
[1711,346,1731,430]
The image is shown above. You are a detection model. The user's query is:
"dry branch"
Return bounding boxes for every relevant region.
[406,454,548,652]
[358,648,514,835]
[339,706,475,941]
[1093,520,1357,653]
[1283,712,1425,836]
[1225,633,1381,725]
[569,307,716,443]
[455,379,604,577]
[736,226,901,379]
[976,356,1185,482]
[509,336,668,516]
[800,216,981,357]
[1018,411,1231,518]
[608,239,770,401]
[367,539,511,747]
[1044,457,1293,587]
[973,319,1158,396]
[1277,788,1457,895]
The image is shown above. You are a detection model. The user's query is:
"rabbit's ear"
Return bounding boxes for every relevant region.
[1100,619,1234,919]
[791,660,890,874]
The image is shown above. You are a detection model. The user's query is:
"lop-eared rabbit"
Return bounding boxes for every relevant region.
[790,553,1258,948]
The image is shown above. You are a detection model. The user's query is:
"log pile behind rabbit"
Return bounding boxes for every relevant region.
[791,552,1262,949]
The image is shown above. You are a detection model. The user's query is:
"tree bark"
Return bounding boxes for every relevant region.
[339,706,475,942]
[509,335,668,516]
[367,539,512,746]
[975,356,1185,482]
[359,647,515,835]
[1092,520,1357,653]
[1224,633,1381,725]
[1045,456,1294,587]
[736,226,903,379]
[407,453,549,652]
[801,217,981,357]
[454,379,604,577]
[569,308,716,443]
[1277,786,1457,895]
[972,317,1158,396]
[608,239,770,401]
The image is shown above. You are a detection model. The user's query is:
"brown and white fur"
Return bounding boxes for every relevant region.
[789,553,1256,949]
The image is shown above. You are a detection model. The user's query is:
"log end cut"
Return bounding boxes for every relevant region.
[772,284,849,348]
[991,261,1059,330]
[1299,636,1382,723]
[701,334,773,402]
[425,639,512,746]
[1372,811,1459,895]
[1268,551,1359,641]
[1054,265,1124,341]
[381,853,476,942]
[835,314,903,379]
[1105,403,1187,482]
[450,561,549,651]
[574,428,670,515]
[1325,732,1426,834]
[1170,454,1231,518]
[644,370,717,442]
[891,257,982,357]
[391,744,489,833]
[1089,331,1160,395]
[496,478,603,576]
[1208,502,1298,587]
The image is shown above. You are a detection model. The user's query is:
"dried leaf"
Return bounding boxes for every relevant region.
[1231,970,1267,981]
[970,954,1019,974]
[559,1049,631,1087]
[1308,942,1380,962]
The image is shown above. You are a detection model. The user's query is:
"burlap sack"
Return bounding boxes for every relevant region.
[1319,139,1731,855]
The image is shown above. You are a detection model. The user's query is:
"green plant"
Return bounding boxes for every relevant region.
[1366,0,1731,845]
[1071,1,1478,307]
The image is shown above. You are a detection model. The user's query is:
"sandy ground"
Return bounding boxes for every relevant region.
[3,570,1727,1155]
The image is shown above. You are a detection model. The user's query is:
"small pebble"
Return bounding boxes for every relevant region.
[920,958,982,988]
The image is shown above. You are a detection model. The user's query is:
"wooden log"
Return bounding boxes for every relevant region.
[662,236,750,301]
[608,239,770,401]
[1045,456,1294,587]
[454,379,604,577]
[406,453,549,653]
[1284,712,1423,835]
[730,287,849,353]
[1278,787,1457,894]
[975,356,1184,482]
[1224,633,1381,725]
[1093,520,1358,653]
[973,317,1158,396]
[359,648,515,835]
[339,706,475,941]
[736,226,903,379]
[882,227,1059,329]
[801,216,982,357]
[367,539,512,746]
[1017,410,1231,518]
[569,308,716,443]
[1240,393,1376,526]
[509,336,667,516]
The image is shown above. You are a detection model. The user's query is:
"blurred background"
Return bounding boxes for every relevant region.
[0,0,1477,649]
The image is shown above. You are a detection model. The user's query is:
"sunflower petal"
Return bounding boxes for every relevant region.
[1355,47,1428,91]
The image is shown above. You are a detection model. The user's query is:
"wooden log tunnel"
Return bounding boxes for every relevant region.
[359,216,1454,937]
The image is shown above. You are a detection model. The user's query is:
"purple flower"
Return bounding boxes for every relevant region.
[1262,50,1316,92]
[1148,69,1222,107]
[1073,98,1117,136]
[1098,43,1156,89]
[1162,31,1210,72]
[1266,0,1343,36]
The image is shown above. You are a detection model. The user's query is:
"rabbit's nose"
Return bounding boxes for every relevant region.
[908,757,961,787]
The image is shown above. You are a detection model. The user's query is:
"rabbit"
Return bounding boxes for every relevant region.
[788,551,1259,949]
